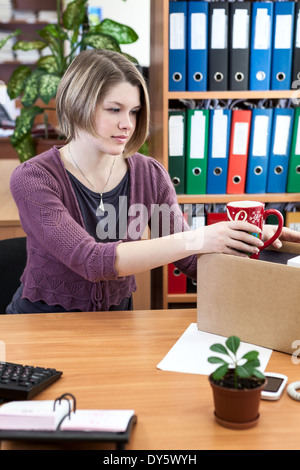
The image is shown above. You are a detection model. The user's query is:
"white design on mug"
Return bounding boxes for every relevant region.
[248,210,261,225]
[227,209,248,222]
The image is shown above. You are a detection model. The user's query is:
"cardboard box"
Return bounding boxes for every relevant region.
[197,242,300,355]
[285,211,300,232]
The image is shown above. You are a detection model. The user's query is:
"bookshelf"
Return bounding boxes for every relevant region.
[149,0,300,309]
[0,1,57,82]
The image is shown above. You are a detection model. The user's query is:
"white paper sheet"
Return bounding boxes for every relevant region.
[157,324,272,376]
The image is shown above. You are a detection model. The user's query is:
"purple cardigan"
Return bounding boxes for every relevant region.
[10,147,197,311]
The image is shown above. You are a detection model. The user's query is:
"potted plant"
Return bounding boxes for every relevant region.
[0,0,139,162]
[207,335,266,429]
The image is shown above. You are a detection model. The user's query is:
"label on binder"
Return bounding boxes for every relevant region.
[191,13,206,50]
[273,115,291,155]
[170,13,185,50]
[252,115,269,156]
[211,8,227,49]
[296,11,300,47]
[232,9,249,49]
[254,8,271,49]
[190,112,206,159]
[274,14,293,50]
[169,115,184,156]
[232,122,249,155]
[295,118,300,155]
[211,110,228,159]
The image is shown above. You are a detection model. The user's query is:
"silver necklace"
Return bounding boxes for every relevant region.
[68,144,116,214]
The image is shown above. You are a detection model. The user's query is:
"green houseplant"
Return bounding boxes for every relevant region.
[208,335,266,429]
[0,0,139,162]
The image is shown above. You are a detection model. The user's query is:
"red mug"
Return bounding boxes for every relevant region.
[227,201,284,259]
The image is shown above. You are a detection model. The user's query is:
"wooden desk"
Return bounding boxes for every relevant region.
[0,308,299,450]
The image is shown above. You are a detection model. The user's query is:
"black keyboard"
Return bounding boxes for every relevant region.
[0,361,63,401]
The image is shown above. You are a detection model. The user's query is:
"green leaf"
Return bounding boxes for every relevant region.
[11,133,36,162]
[226,336,240,355]
[7,65,32,99]
[236,363,256,378]
[39,74,61,104]
[13,40,46,51]
[62,0,87,30]
[210,343,229,356]
[38,24,68,42]
[207,357,228,365]
[37,55,59,74]
[0,29,21,49]
[38,27,61,54]
[246,358,260,367]
[95,18,138,44]
[11,106,44,146]
[242,351,259,361]
[121,52,138,64]
[82,32,121,52]
[253,369,265,380]
[21,69,44,108]
[212,364,229,381]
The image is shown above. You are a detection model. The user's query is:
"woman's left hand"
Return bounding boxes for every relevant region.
[262,224,300,249]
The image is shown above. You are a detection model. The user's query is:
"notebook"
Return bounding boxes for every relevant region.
[0,396,135,432]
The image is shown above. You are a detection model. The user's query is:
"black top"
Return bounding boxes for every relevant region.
[67,170,130,243]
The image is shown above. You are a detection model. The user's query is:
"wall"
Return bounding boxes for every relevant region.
[88,0,150,66]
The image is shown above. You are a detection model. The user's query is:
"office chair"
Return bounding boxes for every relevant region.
[0,237,27,314]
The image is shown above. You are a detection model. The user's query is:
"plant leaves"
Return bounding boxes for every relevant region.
[121,52,138,64]
[207,357,228,365]
[39,74,61,104]
[38,27,61,54]
[210,343,229,356]
[13,40,46,51]
[21,69,44,108]
[246,358,260,368]
[12,132,36,162]
[3,0,139,163]
[226,336,240,355]
[0,29,21,49]
[39,24,68,41]
[96,18,138,44]
[82,32,121,52]
[253,369,265,380]
[242,351,259,361]
[236,364,252,378]
[62,0,87,30]
[37,55,59,74]
[7,65,32,99]
[212,364,229,381]
[10,106,44,145]
[236,361,261,378]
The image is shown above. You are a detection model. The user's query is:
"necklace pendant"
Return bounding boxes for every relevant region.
[96,195,105,216]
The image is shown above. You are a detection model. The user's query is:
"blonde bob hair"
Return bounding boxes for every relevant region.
[56,49,150,157]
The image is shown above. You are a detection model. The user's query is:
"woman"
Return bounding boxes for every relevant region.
[7,49,298,313]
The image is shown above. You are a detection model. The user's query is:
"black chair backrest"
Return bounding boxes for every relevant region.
[0,237,27,314]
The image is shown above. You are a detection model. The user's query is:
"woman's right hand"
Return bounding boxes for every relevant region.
[191,220,264,257]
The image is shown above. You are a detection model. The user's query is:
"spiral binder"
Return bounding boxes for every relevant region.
[0,392,137,450]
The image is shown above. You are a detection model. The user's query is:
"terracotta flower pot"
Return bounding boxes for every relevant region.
[209,374,267,429]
